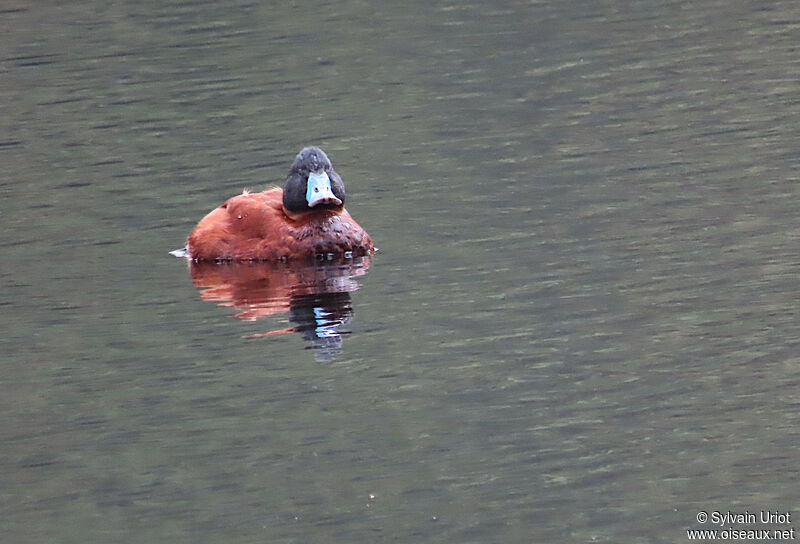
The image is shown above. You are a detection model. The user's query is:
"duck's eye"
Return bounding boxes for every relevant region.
[314,187,319,192]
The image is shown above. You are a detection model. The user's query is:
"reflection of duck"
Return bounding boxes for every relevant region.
[183,147,374,261]
[188,256,372,361]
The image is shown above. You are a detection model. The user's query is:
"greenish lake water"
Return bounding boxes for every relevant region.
[3,1,799,542]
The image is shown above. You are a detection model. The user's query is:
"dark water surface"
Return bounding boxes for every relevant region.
[3,1,800,542]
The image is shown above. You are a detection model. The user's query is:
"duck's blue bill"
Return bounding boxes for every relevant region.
[306,171,342,207]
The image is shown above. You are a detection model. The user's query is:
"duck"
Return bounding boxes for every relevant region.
[184,147,374,261]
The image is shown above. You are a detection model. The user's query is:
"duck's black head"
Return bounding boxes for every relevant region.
[282,147,346,213]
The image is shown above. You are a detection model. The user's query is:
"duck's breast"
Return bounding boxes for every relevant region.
[289,211,374,257]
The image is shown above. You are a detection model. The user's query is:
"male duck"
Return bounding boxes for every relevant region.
[185,147,374,261]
